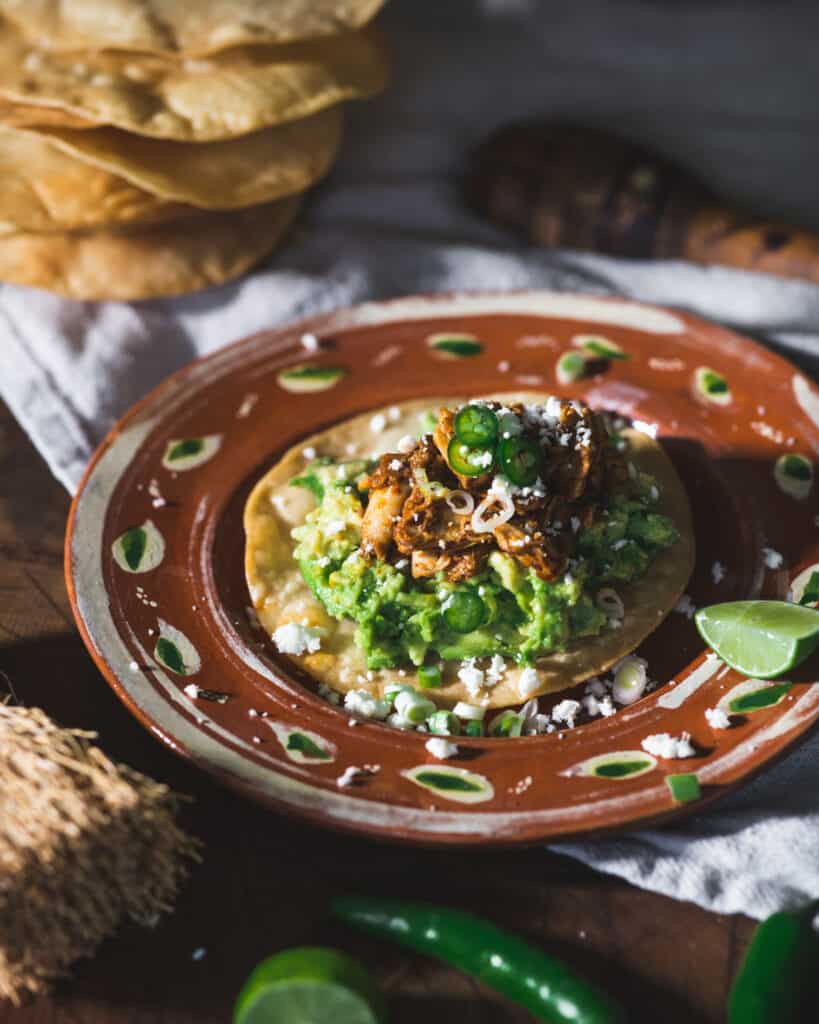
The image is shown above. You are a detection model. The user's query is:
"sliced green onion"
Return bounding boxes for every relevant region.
[464,720,485,738]
[427,710,461,736]
[556,350,586,385]
[447,437,494,477]
[417,665,442,690]
[665,773,701,803]
[489,710,524,738]
[612,656,647,705]
[453,405,499,448]
[394,689,437,724]
[387,712,416,731]
[418,409,439,434]
[453,701,485,721]
[384,683,413,704]
[497,435,541,487]
[443,591,486,633]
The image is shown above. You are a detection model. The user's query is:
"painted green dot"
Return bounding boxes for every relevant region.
[156,637,185,674]
[775,454,813,501]
[414,770,482,793]
[729,682,791,714]
[427,334,483,358]
[277,366,346,393]
[162,434,222,471]
[572,335,630,361]
[703,373,727,394]
[666,773,701,803]
[287,732,331,761]
[570,750,656,780]
[695,367,731,405]
[782,455,812,480]
[120,527,147,571]
[403,764,493,802]
[167,438,204,462]
[556,350,586,385]
[112,519,165,574]
[593,760,653,779]
[799,571,819,607]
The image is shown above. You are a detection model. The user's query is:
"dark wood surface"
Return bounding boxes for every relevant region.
[0,400,754,1022]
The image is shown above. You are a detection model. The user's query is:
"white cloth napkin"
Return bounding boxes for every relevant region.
[4,0,819,921]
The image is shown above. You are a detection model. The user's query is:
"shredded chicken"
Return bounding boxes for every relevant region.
[357,399,624,582]
[360,480,408,559]
[411,550,450,578]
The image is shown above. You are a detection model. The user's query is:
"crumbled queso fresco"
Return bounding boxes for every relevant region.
[641,732,696,759]
[762,546,784,570]
[369,412,387,433]
[551,699,581,728]
[272,622,323,656]
[518,666,540,699]
[457,659,486,697]
[310,651,660,740]
[705,707,731,730]
[344,689,391,719]
[425,737,459,759]
[336,765,366,787]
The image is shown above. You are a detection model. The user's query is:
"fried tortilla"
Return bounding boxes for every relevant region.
[0,20,387,141]
[0,197,300,301]
[7,107,342,210]
[244,396,695,710]
[0,126,189,232]
[0,0,385,57]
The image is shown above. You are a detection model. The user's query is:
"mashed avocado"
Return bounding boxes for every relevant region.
[290,457,679,670]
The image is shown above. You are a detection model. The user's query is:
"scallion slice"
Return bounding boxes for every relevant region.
[427,710,461,736]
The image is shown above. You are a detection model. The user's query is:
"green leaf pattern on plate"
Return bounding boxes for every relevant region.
[774,453,813,500]
[571,334,630,360]
[269,722,335,764]
[555,350,587,385]
[426,334,484,359]
[154,620,201,676]
[277,365,347,393]
[402,764,494,803]
[566,750,657,781]
[718,679,792,715]
[111,519,165,573]
[789,563,819,607]
[694,366,732,406]
[162,434,222,471]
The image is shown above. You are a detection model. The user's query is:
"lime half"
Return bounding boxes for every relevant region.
[695,600,819,678]
[234,948,386,1024]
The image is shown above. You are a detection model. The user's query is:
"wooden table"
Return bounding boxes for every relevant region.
[0,399,754,1023]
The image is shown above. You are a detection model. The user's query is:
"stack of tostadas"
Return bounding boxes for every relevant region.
[0,0,388,300]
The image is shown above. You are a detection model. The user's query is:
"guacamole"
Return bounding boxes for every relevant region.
[291,455,679,671]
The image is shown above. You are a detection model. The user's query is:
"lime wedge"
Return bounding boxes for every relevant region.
[234,948,386,1024]
[695,601,819,678]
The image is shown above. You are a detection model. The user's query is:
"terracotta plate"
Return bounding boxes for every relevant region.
[66,292,819,846]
